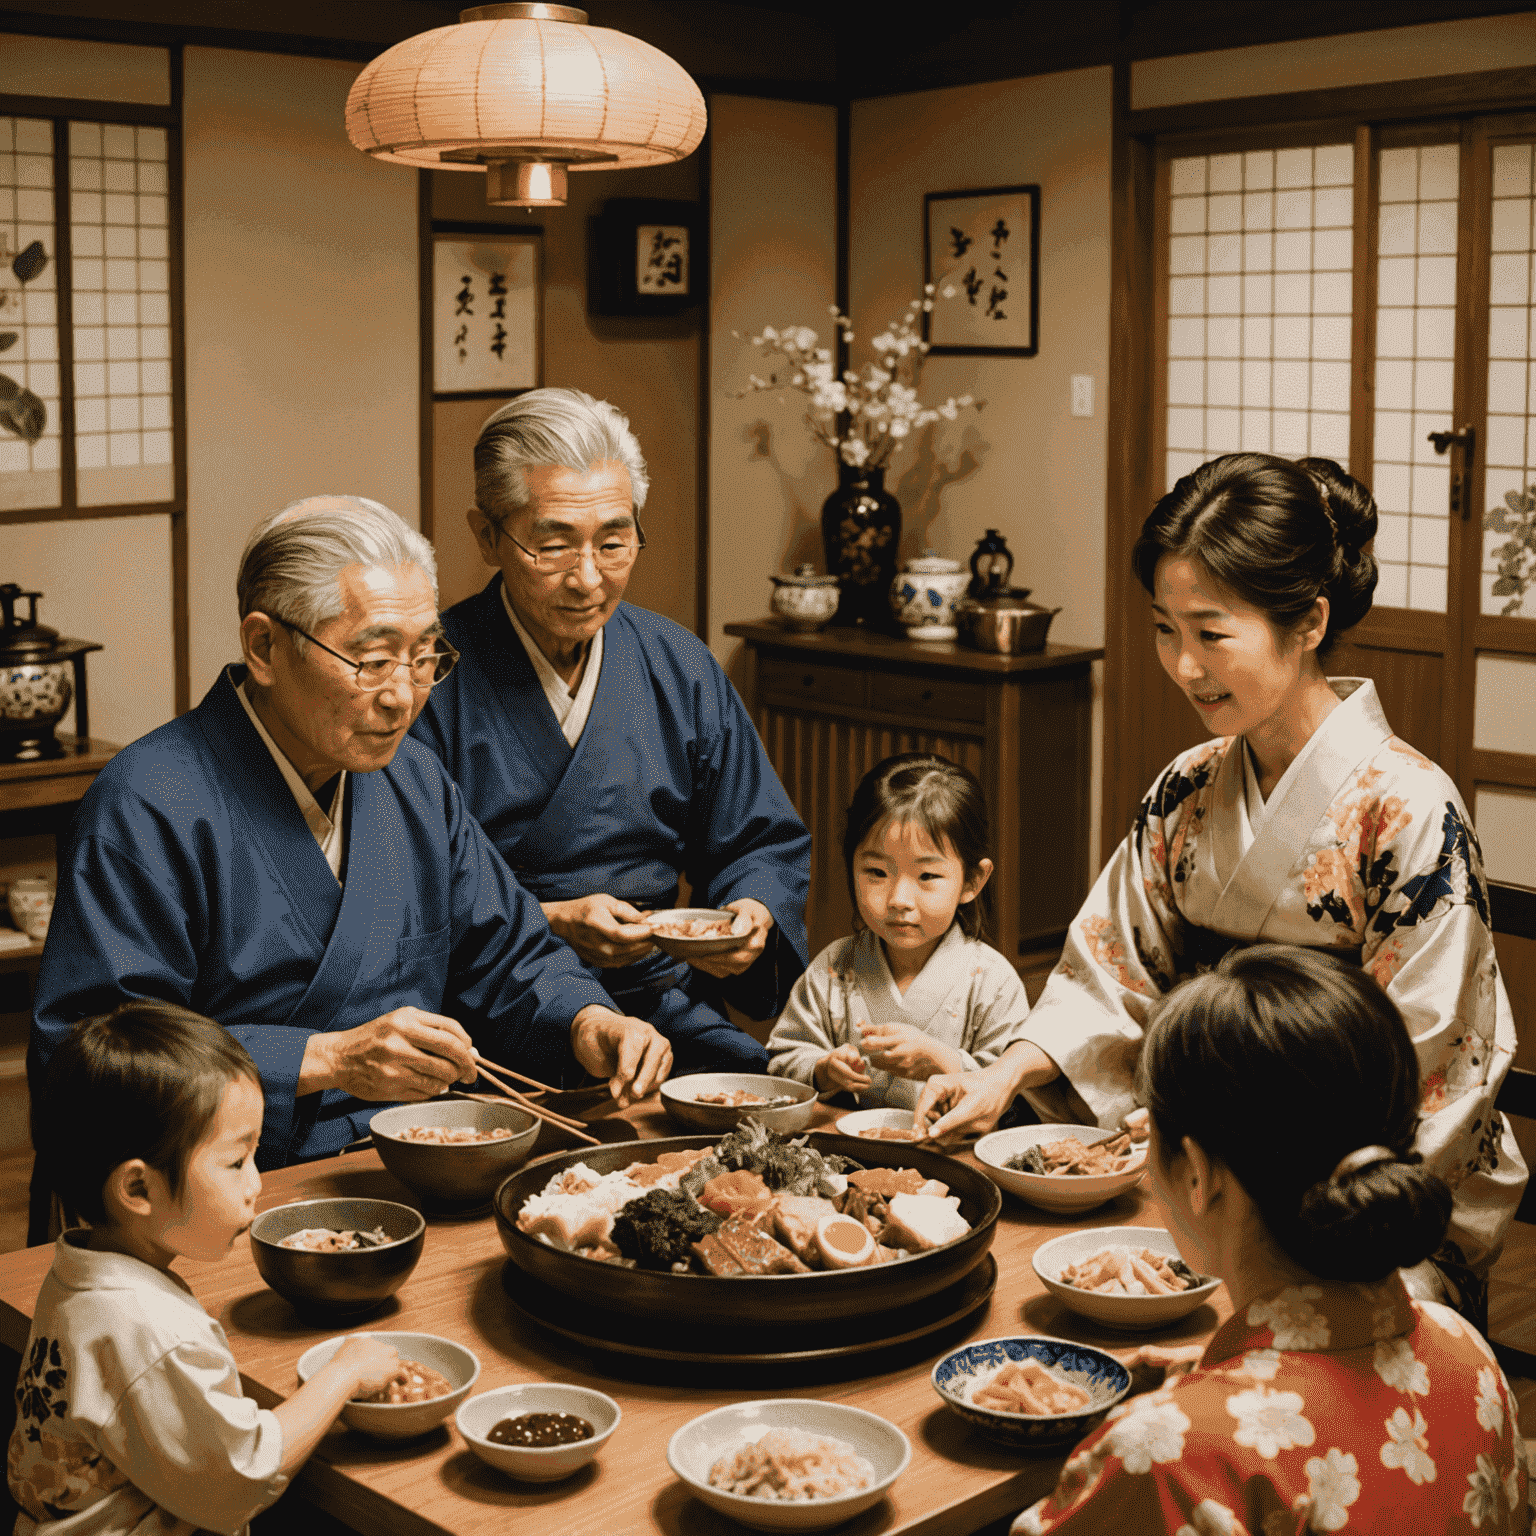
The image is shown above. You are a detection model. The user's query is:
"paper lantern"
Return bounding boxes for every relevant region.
[346,2,707,207]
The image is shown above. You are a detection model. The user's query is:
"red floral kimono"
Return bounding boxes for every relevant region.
[1013,1277,1529,1536]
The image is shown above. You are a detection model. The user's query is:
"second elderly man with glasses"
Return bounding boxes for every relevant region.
[411,388,811,1073]
[30,494,672,1200]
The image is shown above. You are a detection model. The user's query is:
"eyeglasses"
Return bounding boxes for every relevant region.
[275,617,459,691]
[492,512,647,575]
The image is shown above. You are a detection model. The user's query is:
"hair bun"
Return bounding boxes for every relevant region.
[1289,1157,1452,1281]
[1298,456,1378,633]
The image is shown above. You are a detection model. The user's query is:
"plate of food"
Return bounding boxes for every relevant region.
[492,1122,1000,1328]
[643,907,744,958]
[973,1123,1147,1213]
[667,1399,909,1531]
[1032,1226,1221,1329]
[835,1107,929,1143]
[660,1073,817,1134]
[930,1335,1130,1447]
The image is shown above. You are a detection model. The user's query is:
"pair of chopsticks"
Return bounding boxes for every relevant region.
[468,1051,600,1147]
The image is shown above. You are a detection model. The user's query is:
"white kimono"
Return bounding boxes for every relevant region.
[1021,678,1525,1296]
[766,925,1033,1110]
[8,1236,288,1536]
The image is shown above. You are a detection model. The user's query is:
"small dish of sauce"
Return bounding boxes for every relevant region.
[488,1411,594,1447]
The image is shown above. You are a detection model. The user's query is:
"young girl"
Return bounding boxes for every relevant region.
[11,1001,400,1536]
[767,753,1032,1112]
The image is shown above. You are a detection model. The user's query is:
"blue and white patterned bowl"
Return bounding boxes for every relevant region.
[931,1335,1130,1448]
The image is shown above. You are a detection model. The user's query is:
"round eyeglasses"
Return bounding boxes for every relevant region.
[491,510,646,575]
[275,617,459,691]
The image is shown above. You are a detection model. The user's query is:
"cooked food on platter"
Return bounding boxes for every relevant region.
[693,1088,797,1108]
[355,1361,456,1404]
[1059,1244,1203,1296]
[513,1119,972,1276]
[707,1429,874,1500]
[277,1225,394,1252]
[967,1359,1092,1416]
[489,1412,594,1447]
[649,914,735,939]
[393,1125,514,1145]
[1004,1133,1143,1177]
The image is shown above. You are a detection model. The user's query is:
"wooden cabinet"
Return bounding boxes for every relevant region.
[724,622,1102,968]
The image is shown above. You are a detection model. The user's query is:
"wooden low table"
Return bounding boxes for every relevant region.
[0,1102,1229,1536]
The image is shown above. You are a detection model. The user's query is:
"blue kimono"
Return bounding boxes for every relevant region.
[412,582,811,1072]
[31,666,615,1169]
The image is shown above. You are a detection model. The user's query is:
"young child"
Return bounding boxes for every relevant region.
[10,1001,400,1536]
[767,753,1032,1113]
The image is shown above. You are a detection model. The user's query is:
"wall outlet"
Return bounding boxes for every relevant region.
[1071,375,1094,418]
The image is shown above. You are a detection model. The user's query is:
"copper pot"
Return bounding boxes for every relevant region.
[956,591,1061,653]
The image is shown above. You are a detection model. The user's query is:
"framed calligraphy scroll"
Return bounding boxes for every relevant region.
[431,228,541,397]
[923,185,1040,357]
[589,199,701,318]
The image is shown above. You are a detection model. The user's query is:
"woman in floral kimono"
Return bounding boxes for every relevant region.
[917,453,1524,1320]
[1011,946,1527,1536]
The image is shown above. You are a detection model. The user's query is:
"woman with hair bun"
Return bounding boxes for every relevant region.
[1011,946,1528,1536]
[917,452,1524,1323]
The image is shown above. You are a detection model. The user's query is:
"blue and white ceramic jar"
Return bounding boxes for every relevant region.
[890,551,968,641]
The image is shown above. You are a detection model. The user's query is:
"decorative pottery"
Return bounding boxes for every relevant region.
[821,465,901,627]
[890,550,968,641]
[0,585,73,760]
[7,875,53,941]
[769,564,840,632]
[967,528,1016,601]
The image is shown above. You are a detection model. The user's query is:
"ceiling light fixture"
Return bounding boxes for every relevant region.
[345,2,707,209]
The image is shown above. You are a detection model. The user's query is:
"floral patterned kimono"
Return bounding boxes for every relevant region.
[1021,679,1524,1309]
[1012,1277,1529,1536]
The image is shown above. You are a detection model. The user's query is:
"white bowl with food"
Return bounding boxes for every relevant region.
[297,1331,479,1439]
[369,1099,540,1205]
[1032,1226,1221,1330]
[456,1382,620,1482]
[644,906,743,958]
[660,1072,817,1134]
[835,1107,925,1143]
[974,1123,1147,1213]
[667,1398,909,1532]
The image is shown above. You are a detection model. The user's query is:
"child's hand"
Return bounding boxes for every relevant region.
[814,1044,872,1094]
[332,1335,401,1399]
[859,1023,962,1080]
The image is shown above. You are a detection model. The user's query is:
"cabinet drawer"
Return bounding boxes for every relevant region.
[758,656,867,711]
[868,672,989,725]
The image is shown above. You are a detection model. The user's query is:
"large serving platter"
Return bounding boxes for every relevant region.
[492,1133,1001,1328]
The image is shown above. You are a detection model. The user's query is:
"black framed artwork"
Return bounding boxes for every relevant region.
[922,185,1040,357]
[589,199,701,318]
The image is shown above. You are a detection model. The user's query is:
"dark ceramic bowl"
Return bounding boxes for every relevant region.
[369,1100,539,1205]
[492,1133,1000,1329]
[250,1197,425,1318]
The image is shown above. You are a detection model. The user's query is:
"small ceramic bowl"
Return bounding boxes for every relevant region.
[973,1124,1147,1214]
[297,1331,479,1440]
[835,1107,922,1141]
[643,907,743,958]
[369,1100,539,1206]
[456,1383,620,1482]
[249,1198,425,1318]
[659,1073,817,1134]
[931,1335,1130,1448]
[1032,1226,1222,1331]
[667,1398,910,1532]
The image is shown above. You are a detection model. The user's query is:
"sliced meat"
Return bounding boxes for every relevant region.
[691,1233,745,1276]
[847,1167,927,1198]
[715,1213,810,1275]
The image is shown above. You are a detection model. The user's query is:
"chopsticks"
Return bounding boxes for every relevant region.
[469,1050,560,1100]
[470,1053,600,1147]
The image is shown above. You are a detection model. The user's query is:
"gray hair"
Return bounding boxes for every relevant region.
[236,495,438,649]
[474,387,650,534]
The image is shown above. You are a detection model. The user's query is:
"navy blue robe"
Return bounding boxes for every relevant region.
[31,667,615,1168]
[412,583,811,1072]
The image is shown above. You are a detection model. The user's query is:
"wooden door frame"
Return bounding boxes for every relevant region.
[1105,66,1536,856]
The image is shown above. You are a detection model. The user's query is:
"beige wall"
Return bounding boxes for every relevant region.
[430,152,703,627]
[706,95,838,666]
[182,47,420,699]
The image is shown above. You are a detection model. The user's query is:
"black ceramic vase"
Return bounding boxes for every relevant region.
[821,464,901,627]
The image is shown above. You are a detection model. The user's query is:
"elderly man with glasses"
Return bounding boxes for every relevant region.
[412,389,810,1074]
[30,494,671,1188]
